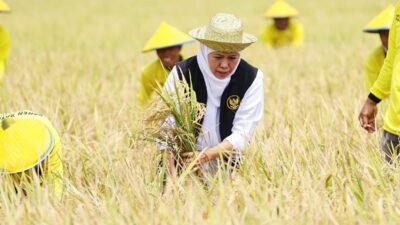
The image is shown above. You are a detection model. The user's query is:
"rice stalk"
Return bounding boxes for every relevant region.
[141,74,205,161]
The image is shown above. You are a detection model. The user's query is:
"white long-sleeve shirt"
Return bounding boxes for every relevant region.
[164,66,264,153]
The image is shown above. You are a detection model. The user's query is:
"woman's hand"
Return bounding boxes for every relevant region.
[180,151,210,172]
[179,140,234,173]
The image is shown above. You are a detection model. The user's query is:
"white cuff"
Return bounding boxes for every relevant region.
[224,132,246,151]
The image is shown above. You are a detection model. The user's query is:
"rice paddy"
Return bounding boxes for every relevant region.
[0,0,398,224]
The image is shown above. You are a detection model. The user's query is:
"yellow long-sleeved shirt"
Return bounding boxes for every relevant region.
[3,112,63,197]
[365,46,386,90]
[260,20,304,48]
[137,59,172,107]
[0,25,10,84]
[370,2,400,135]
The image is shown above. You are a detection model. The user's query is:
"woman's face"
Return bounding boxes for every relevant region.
[207,51,240,79]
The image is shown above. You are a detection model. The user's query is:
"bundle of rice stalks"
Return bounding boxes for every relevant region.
[143,76,206,155]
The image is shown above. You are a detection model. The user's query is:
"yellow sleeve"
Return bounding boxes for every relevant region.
[370,8,397,100]
[137,68,152,107]
[364,49,382,91]
[365,60,377,91]
[0,26,10,84]
[0,61,5,86]
[292,23,304,47]
[259,25,273,49]
[0,27,10,63]
[137,60,167,107]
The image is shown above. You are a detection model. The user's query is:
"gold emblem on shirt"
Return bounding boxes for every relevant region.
[227,95,240,111]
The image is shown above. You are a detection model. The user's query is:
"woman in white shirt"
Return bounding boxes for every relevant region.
[162,13,264,176]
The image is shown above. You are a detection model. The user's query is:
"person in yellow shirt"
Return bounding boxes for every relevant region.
[363,5,394,90]
[137,22,194,107]
[359,2,400,163]
[260,0,304,48]
[0,0,10,85]
[0,111,63,197]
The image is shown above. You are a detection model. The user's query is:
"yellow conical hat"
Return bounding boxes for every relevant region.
[0,0,10,13]
[264,0,298,18]
[364,4,395,33]
[0,117,54,174]
[142,22,194,52]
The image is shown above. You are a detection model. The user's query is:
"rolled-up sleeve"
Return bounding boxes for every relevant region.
[224,70,264,151]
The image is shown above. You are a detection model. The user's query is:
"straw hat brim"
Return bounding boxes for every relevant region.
[189,26,257,52]
[363,27,390,33]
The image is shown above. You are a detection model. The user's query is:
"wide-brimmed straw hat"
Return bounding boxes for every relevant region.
[142,22,194,53]
[189,13,257,52]
[264,0,298,19]
[0,116,55,174]
[0,0,10,13]
[363,4,394,33]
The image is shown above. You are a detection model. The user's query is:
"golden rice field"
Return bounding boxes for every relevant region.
[0,0,398,224]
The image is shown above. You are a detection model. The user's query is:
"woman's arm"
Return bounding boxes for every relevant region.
[203,139,233,160]
[181,70,264,168]
[180,140,233,172]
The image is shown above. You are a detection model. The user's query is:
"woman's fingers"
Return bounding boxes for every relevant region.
[191,165,201,173]
[183,157,192,164]
[180,152,194,158]
[179,151,208,173]
[180,152,197,166]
